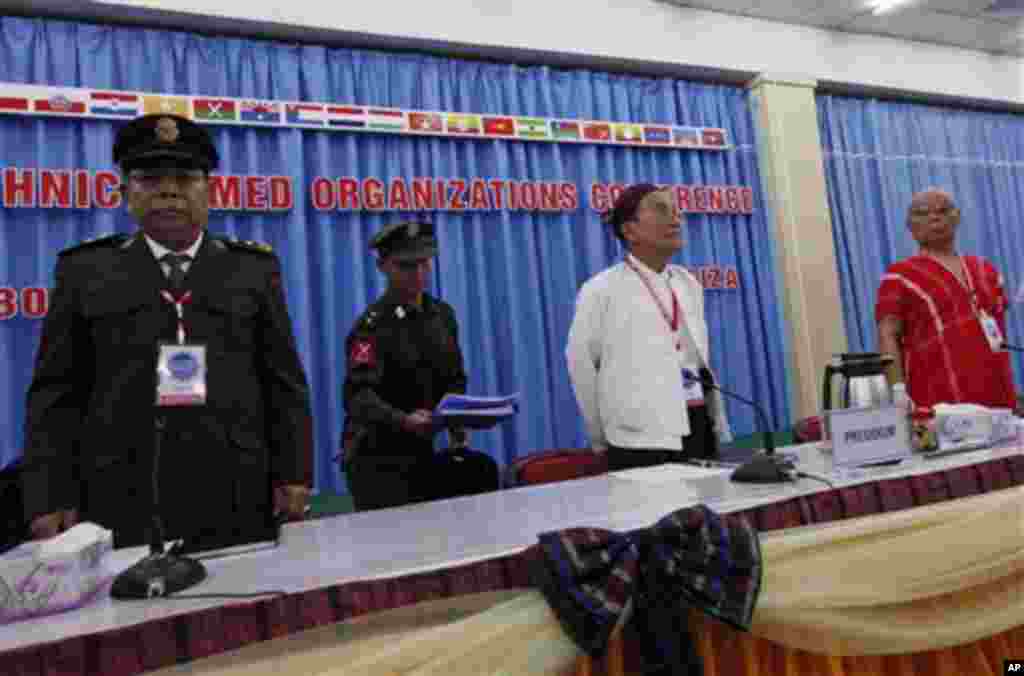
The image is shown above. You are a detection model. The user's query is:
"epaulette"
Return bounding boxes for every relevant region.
[221,237,275,255]
[356,308,381,332]
[58,233,130,257]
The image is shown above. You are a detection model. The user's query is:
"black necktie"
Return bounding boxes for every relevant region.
[161,253,191,292]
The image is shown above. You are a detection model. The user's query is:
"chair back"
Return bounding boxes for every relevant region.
[429,448,501,500]
[508,449,607,487]
[794,416,824,443]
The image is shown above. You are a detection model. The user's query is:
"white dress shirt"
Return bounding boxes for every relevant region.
[144,231,204,281]
[566,254,731,451]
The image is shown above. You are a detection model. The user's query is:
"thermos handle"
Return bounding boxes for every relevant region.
[822,364,836,412]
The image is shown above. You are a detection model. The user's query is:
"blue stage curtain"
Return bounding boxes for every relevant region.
[0,16,789,494]
[819,94,1024,390]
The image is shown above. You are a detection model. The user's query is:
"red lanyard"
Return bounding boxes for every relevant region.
[626,256,682,351]
[958,257,980,314]
[160,290,192,345]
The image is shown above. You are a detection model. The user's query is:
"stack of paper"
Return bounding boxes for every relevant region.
[434,393,520,429]
[610,463,731,483]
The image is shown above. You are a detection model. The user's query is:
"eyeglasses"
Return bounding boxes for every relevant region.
[394,259,431,271]
[909,206,956,220]
[128,168,206,189]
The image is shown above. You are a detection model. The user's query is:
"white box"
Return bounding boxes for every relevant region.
[0,528,113,624]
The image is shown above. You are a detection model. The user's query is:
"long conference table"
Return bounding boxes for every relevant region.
[2,440,1023,675]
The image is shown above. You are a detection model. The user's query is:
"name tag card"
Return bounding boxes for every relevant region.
[828,404,911,469]
[156,343,207,406]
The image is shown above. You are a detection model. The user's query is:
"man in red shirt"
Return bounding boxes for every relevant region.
[876,188,1018,411]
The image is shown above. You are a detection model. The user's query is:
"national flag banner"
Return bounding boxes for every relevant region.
[673,127,701,147]
[366,108,405,131]
[193,98,237,122]
[239,100,281,124]
[643,126,671,145]
[34,92,87,115]
[482,116,515,136]
[515,117,548,139]
[551,120,580,140]
[701,128,727,147]
[0,83,720,153]
[0,96,28,113]
[286,103,325,126]
[409,112,443,133]
[90,91,140,117]
[582,122,611,141]
[325,106,366,128]
[143,96,190,117]
[447,113,481,134]
[613,123,644,143]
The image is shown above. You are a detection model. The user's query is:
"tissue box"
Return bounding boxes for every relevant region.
[989,408,1017,444]
[934,404,994,450]
[0,525,113,624]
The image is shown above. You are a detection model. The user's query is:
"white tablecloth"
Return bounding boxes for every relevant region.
[2,440,1020,653]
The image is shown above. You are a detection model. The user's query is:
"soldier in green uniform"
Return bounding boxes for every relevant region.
[341,221,468,511]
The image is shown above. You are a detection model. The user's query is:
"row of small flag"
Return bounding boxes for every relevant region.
[0,83,729,149]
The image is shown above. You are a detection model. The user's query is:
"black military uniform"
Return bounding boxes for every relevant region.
[341,222,468,511]
[21,114,313,550]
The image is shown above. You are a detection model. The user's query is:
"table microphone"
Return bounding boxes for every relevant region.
[111,415,206,599]
[682,370,794,484]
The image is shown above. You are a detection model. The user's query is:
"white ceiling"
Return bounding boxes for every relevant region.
[660,0,1024,56]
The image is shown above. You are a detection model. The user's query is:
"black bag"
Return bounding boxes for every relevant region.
[428,448,500,501]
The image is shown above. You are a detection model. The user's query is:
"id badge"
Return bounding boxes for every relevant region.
[681,367,704,405]
[978,311,1005,352]
[156,343,207,406]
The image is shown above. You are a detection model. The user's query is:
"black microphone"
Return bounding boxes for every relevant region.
[682,369,794,484]
[111,415,206,599]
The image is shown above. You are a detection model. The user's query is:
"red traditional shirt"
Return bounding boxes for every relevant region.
[875,254,1016,409]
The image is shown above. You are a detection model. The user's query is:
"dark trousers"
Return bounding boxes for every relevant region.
[608,404,718,472]
[345,452,434,512]
[0,463,24,555]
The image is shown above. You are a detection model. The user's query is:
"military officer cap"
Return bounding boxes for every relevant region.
[112,113,219,172]
[370,221,437,261]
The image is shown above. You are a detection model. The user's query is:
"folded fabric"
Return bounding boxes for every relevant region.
[528,504,762,676]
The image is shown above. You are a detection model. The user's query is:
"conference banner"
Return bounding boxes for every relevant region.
[0,168,754,215]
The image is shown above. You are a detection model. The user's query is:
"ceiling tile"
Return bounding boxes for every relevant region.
[844,7,1013,51]
[658,0,760,12]
[742,1,866,28]
[922,0,999,17]
[659,0,1022,54]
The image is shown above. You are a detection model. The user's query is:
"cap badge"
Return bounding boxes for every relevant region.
[155,117,179,144]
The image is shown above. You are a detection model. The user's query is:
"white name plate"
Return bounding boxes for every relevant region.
[828,404,912,469]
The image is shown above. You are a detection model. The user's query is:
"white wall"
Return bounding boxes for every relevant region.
[74,0,1024,106]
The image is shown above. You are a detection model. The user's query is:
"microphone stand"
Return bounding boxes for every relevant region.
[111,414,207,599]
[684,371,794,484]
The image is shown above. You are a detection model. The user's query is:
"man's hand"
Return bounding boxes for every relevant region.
[29,509,78,540]
[402,409,435,438]
[274,484,310,522]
